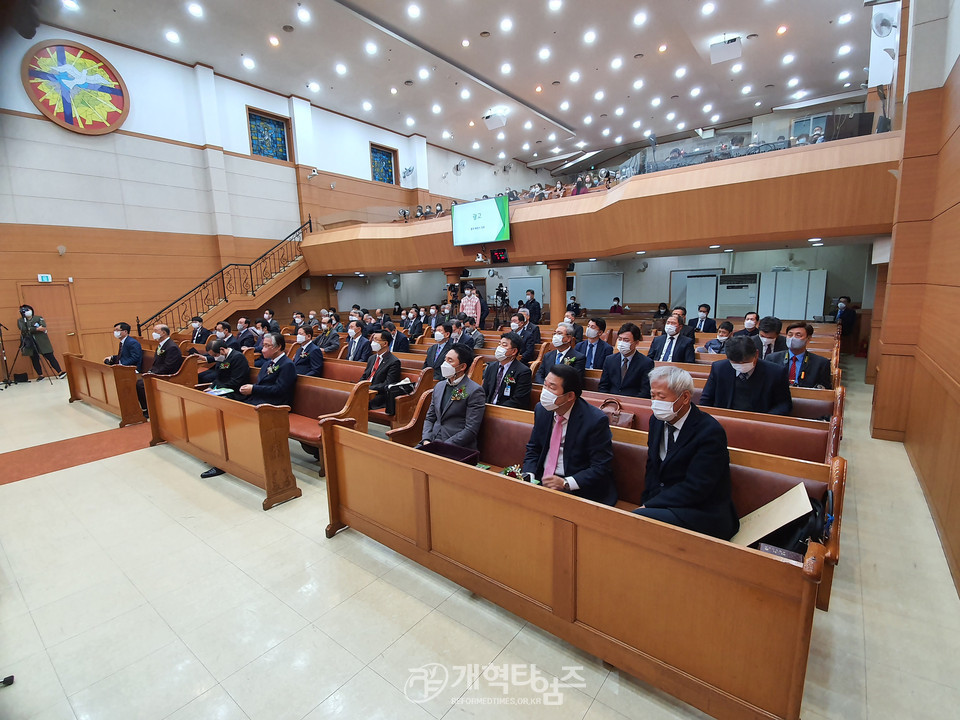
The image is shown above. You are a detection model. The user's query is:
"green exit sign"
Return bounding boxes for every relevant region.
[37,274,52,283]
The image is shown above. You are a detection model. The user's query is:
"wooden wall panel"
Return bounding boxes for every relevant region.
[888,221,933,285]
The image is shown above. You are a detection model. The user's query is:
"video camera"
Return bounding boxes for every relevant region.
[494,283,509,307]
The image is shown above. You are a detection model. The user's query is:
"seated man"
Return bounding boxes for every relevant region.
[344,319,372,363]
[137,324,183,414]
[767,323,833,389]
[383,321,409,353]
[482,332,532,409]
[575,317,613,371]
[647,315,696,363]
[252,318,270,368]
[103,322,142,372]
[609,297,624,314]
[235,317,257,349]
[307,310,320,328]
[314,316,341,355]
[362,329,403,411]
[670,306,697,340]
[598,323,654,398]
[633,367,740,540]
[189,321,240,361]
[689,303,718,334]
[293,325,324,377]
[698,321,734,353]
[753,316,787,360]
[291,311,306,331]
[262,308,281,334]
[189,316,211,345]
[700,336,792,415]
[522,364,617,506]
[421,344,486,451]
[565,296,581,317]
[562,310,584,342]
[535,322,585,383]
[733,312,760,338]
[461,316,485,349]
[198,338,251,395]
[509,312,539,364]
[424,323,455,381]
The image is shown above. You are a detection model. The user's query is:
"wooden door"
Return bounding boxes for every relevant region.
[18,283,78,371]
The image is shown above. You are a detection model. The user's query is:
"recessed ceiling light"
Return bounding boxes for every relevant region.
[844,82,851,88]
[407,4,420,18]
[242,56,255,70]
[777,25,787,35]
[584,29,597,44]
[297,6,311,22]
[754,100,762,107]
[594,90,604,101]
[433,104,442,114]
[535,84,543,93]
[462,38,470,47]
[702,2,716,14]
[549,0,562,11]
[615,136,623,144]
[335,63,347,75]
[724,248,734,253]
[782,53,795,65]
[576,140,587,148]
[651,96,661,107]
[702,103,712,113]
[602,128,610,136]
[632,120,641,128]
[676,122,685,130]
[390,87,398,95]
[633,11,647,26]
[611,57,623,69]
[533,152,538,157]
[500,62,512,74]
[472,141,480,149]
[741,85,751,94]
[539,47,551,60]
[666,111,675,121]
[838,13,852,25]
[548,132,556,141]
[560,100,570,111]
[460,88,470,100]
[522,142,530,150]
[418,67,430,80]
[589,258,597,262]
[658,43,667,53]
[362,100,372,111]
[788,77,799,87]
[569,71,580,82]
[807,238,821,243]
[500,17,513,32]
[690,87,701,97]
[643,129,652,137]
[308,81,320,92]
[731,62,743,73]
[709,244,720,249]
[442,130,451,139]
[812,242,824,247]
[404,117,415,128]
[268,35,280,47]
[524,120,533,130]
[633,78,644,90]
[498,151,506,159]
[793,90,807,99]
[636,251,646,254]
[187,3,203,18]
[365,41,377,55]
[551,146,562,153]
[583,115,592,124]
[614,106,624,116]
[165,30,180,43]
[839,70,850,80]
[675,66,686,78]
[838,44,851,55]
[710,113,720,123]
[497,131,505,140]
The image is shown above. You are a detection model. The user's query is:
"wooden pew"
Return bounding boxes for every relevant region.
[64,353,145,427]
[320,357,434,428]
[287,376,371,469]
[142,353,201,389]
[144,376,301,510]
[322,411,843,720]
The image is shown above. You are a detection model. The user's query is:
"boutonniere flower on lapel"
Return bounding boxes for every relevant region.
[562,356,577,366]
[504,374,516,385]
[267,363,279,375]
[451,385,468,401]
[300,350,309,359]
[219,362,230,370]
[157,348,165,356]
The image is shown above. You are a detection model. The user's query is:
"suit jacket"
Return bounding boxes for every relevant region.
[201,348,251,394]
[766,350,833,389]
[535,348,586,383]
[293,341,324,377]
[408,319,424,338]
[688,317,718,333]
[641,405,740,539]
[597,352,654,398]
[836,306,857,336]
[576,339,613,371]
[390,332,410,353]
[247,353,297,406]
[517,324,541,363]
[191,326,212,345]
[482,358,531,409]
[146,339,182,375]
[524,299,542,325]
[463,328,485,349]
[647,334,697,364]
[236,328,257,349]
[700,358,793,415]
[752,334,788,360]
[110,336,143,372]
[678,324,697,340]
[361,351,402,393]
[345,335,372,363]
[422,378,486,450]
[424,339,454,380]
[733,327,759,338]
[568,324,584,343]
[266,319,281,334]
[522,398,617,506]
[315,330,341,354]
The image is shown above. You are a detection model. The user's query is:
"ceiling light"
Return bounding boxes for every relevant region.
[407,4,420,18]
[702,103,712,113]
[690,87,701,97]
[187,3,203,18]
[676,122,685,130]
[838,44,851,55]
[522,142,530,150]
[165,30,180,43]
[268,35,280,47]
[308,81,320,92]
[793,90,808,99]
[777,25,787,35]
[844,82,851,88]
[788,77,799,87]
[632,120,641,128]
[658,43,667,53]
[533,153,538,157]
[589,258,597,262]
[472,141,480,149]
[702,2,716,14]
[535,85,543,93]
[549,0,562,11]
[754,100,762,107]
[807,238,821,243]
[665,111,675,121]
[584,30,597,44]
[583,115,592,124]
[497,131,505,140]
[636,251,645,254]
[539,47,551,60]
[498,151,506,159]
[297,6,311,22]
[524,120,533,129]
[501,17,513,32]
[724,248,734,253]
[462,39,470,48]
[839,70,850,80]
[651,96,661,107]
[365,42,377,55]
[433,104,442,114]
[611,57,623,70]
[441,130,451,139]
[405,116,415,126]
[710,113,720,123]
[335,63,347,75]
[560,100,570,111]
[615,106,624,116]
[242,57,255,70]
[551,146,562,153]
[418,67,429,80]
[602,128,610,136]
[569,71,581,82]
[812,242,824,247]
[782,53,795,65]
[362,100,372,111]
[548,132,556,141]
[709,245,720,249]
[460,88,471,100]
[501,62,512,74]
[615,136,623,144]
[633,78,644,90]
[731,63,742,73]
[643,129,652,137]
[838,13,852,25]
[741,85,751,94]
[576,140,587,148]
[390,87,398,95]
[675,67,686,78]
[594,90,604,101]
[633,12,647,26]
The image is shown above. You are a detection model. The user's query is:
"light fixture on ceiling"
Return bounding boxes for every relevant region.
[187,3,203,18]
[539,47,551,60]
[522,142,530,150]
[583,114,592,124]
[362,100,372,111]
[547,132,556,141]
[702,103,712,113]
[165,30,180,43]
[242,56,255,70]
[458,89,470,101]
[335,63,347,75]
[560,100,569,110]
[569,71,580,82]
[611,57,623,69]
[675,67,686,78]
[589,258,597,262]
[633,78,644,90]
[839,70,850,80]
[523,120,533,130]
[731,62,743,73]
[442,130,451,139]
[297,4,310,23]
[500,62,512,74]
[710,113,720,122]
[690,87,701,97]
[658,43,667,53]
[472,141,480,149]
[812,242,824,247]
[676,122,685,130]
[615,106,624,116]
[461,38,470,48]
[602,128,610,136]
[838,44,851,55]
[782,53,795,64]
[777,25,787,35]
[643,129,652,137]
[576,140,587,148]
[390,87,398,94]
[838,13,852,25]
[741,85,751,94]
[432,104,442,114]
[632,120,641,128]
[615,136,623,144]
[405,116,415,126]
[788,77,799,87]
[500,17,513,32]
[807,238,821,243]
[594,90,604,101]
[754,100,762,107]
[365,41,377,55]
[269,35,280,47]
[651,97,661,107]
[407,4,420,19]
[724,248,734,253]
[498,151,506,159]
[535,84,543,93]
[633,12,647,26]
[792,90,807,99]
[497,131,505,140]
[702,2,715,15]
[584,30,597,44]
[551,146,561,153]
[666,111,675,121]
[418,67,429,80]
[307,81,320,92]
[844,82,851,88]
[549,0,562,11]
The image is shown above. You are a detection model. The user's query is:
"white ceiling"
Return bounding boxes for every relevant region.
[42,0,877,169]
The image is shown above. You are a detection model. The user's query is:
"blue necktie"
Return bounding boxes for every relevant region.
[587,343,595,369]
[661,337,675,362]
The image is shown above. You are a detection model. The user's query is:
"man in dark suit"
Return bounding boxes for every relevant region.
[421,344,486,451]
[383,321,410,353]
[535,322,586,383]
[633,366,740,540]
[576,318,613,371]
[598,323,655,398]
[752,316,787,360]
[104,322,143,372]
[461,317,485,349]
[427,304,441,330]
[424,323,455,380]
[522,364,617,506]
[733,312,760,338]
[293,325,324,377]
[523,290,542,325]
[189,316,212,345]
[362,329,403,411]
[344,319,372,363]
[700,336,792,415]
[562,311,584,342]
[483,332,532,409]
[189,321,241,363]
[512,312,541,364]
[565,296,581,318]
[648,315,697,364]
[235,317,257,349]
[262,309,281,334]
[137,324,183,413]
[835,295,857,337]
[405,309,424,340]
[767,323,833,389]
[670,306,697,340]
[314,318,341,355]
[197,338,251,394]
[689,304,718,334]
[252,319,270,368]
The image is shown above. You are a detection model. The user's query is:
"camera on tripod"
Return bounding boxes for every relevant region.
[446,283,461,302]
[494,283,509,307]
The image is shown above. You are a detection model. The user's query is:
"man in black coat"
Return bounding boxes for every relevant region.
[482,332,532,409]
[752,316,787,361]
[522,364,617,506]
[137,324,184,413]
[384,322,410,353]
[688,304,718,334]
[598,323,655,398]
[293,326,324,377]
[362,329,403,411]
[235,317,257,349]
[671,307,697,340]
[198,338,251,395]
[835,295,857,337]
[239,332,297,407]
[424,323,455,380]
[344,320,372,363]
[633,366,740,540]
[700,336,792,415]
[511,312,540,365]
[261,309,281,334]
[647,316,697,364]
[535,322,586,383]
[767,322,833,389]
[733,312,760,338]
[522,290,542,325]
[190,316,212,345]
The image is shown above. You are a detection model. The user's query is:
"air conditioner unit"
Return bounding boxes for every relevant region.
[709,37,742,64]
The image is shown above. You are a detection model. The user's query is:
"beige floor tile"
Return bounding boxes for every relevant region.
[434,588,527,648]
[303,667,433,720]
[232,531,333,587]
[164,685,250,720]
[504,624,610,699]
[328,530,406,577]
[865,662,960,720]
[0,650,70,720]
[29,697,78,720]
[17,551,126,610]
[151,564,265,635]
[264,553,377,621]
[595,670,711,720]
[582,700,633,720]
[0,581,29,622]
[117,540,230,601]
[801,643,867,720]
[0,612,44,669]
[205,514,298,564]
[863,603,960,690]
[380,560,461,608]
[31,574,146,647]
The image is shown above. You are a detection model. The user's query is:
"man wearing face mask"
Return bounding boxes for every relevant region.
[633,366,739,540]
[523,290,541,325]
[292,312,306,330]
[17,304,66,380]
[562,311,584,342]
[312,315,340,355]
[345,319,372,363]
[293,325,324,377]
[483,332,532,409]
[424,323,455,380]
[252,319,270,367]
[382,321,409,353]
[196,337,250,396]
[598,323,655,398]
[421,344,486,450]
[188,321,240,362]
[137,324,183,414]
[523,364,617,506]
[698,321,734,354]
[576,318,613,371]
[733,312,760,338]
[461,317,484,349]
[307,311,320,328]
[670,306,697,340]
[236,317,257,349]
[262,309,281,334]
[362,329,403,411]
[509,313,538,365]
[189,316,211,345]
[689,304,718,334]
[405,309,423,339]
[535,323,586,383]
[835,295,857,337]
[700,336,792,415]
[103,322,142,372]
[647,315,696,364]
[427,304,440,330]
[460,284,481,324]
[449,318,465,345]
[752,316,787,360]
[767,323,833,389]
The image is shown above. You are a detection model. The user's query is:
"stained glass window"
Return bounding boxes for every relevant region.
[249,111,288,161]
[370,144,397,185]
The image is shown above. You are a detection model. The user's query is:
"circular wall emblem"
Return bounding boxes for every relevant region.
[21,40,129,135]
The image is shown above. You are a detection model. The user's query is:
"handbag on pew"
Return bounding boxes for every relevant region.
[416,440,480,466]
[598,398,635,428]
[758,489,834,556]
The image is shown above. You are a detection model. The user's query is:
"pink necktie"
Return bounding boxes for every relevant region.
[543,415,566,478]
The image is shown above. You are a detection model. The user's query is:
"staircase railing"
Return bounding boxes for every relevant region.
[137,217,313,335]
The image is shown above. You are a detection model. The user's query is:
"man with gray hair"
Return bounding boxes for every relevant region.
[535,322,585,383]
[632,365,739,540]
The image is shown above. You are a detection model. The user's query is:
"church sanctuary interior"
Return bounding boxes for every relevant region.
[2,0,960,718]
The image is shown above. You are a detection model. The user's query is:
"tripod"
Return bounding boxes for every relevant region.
[10,325,56,385]
[0,323,12,390]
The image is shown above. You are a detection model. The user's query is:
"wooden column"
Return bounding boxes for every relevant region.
[442,267,461,303]
[547,260,570,326]
[864,263,887,385]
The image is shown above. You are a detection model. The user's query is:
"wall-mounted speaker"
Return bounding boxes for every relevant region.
[300,278,311,290]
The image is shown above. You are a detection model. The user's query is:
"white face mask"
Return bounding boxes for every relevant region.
[347,328,357,338]
[582,328,597,341]
[263,314,270,320]
[252,327,263,336]
[664,324,677,336]
[434,331,445,342]
[787,337,806,352]
[419,311,425,317]
[430,308,437,315]
[441,361,457,380]
[527,295,534,302]
[465,290,472,296]
[216,331,226,339]
[510,322,520,331]
[297,334,306,343]
[409,313,415,319]
[151,332,161,341]
[552,334,564,347]
[370,341,382,353]
[651,398,681,423]
[617,340,633,355]
[698,312,708,319]
[450,333,460,343]
[716,334,728,343]
[837,302,846,309]
[114,330,122,339]
[744,319,756,329]
[731,361,755,375]
[309,314,316,320]
[23,310,33,318]
[495,345,508,361]
[191,322,200,329]
[760,336,774,347]
[539,387,560,411]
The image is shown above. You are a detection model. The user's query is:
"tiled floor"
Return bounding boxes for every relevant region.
[1,358,958,719]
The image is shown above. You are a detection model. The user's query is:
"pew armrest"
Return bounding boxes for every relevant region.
[387,388,434,447]
[392,369,434,428]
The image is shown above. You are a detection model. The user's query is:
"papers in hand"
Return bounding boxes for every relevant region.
[388,378,412,389]
[729,482,812,548]
[204,387,234,396]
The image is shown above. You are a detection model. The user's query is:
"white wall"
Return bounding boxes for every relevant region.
[426,144,542,201]
[335,270,447,312]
